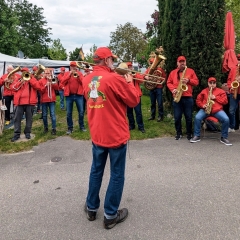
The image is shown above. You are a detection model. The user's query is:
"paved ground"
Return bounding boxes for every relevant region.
[1,131,240,240]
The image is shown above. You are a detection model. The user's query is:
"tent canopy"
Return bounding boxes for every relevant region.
[0,52,71,75]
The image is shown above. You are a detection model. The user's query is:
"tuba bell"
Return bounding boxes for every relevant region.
[144,48,166,90]
[5,66,21,89]
[34,64,45,80]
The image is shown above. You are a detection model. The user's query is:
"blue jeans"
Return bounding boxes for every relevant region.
[173,97,193,136]
[59,90,65,109]
[66,94,84,130]
[42,102,56,129]
[229,93,240,129]
[86,142,127,219]
[150,88,163,118]
[193,109,229,138]
[127,98,144,130]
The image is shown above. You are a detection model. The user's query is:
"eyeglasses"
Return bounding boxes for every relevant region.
[209,81,216,84]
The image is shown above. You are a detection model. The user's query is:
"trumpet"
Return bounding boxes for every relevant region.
[21,71,31,81]
[73,72,79,78]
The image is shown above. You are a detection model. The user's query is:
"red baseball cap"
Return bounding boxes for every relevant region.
[208,77,217,82]
[21,67,29,72]
[32,66,38,71]
[177,56,186,62]
[93,47,117,60]
[126,62,132,67]
[149,58,155,63]
[70,61,77,67]
[60,67,65,71]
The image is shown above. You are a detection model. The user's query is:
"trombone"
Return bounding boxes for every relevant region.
[115,63,165,84]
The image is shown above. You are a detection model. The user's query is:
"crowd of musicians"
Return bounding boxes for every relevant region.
[0,48,240,146]
[1,46,240,228]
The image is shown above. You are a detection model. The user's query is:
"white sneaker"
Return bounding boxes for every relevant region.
[228,128,235,133]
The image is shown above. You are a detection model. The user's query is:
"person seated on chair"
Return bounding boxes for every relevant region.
[190,77,232,146]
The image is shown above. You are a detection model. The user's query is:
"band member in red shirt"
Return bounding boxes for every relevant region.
[167,56,199,140]
[227,53,240,132]
[190,77,231,146]
[10,67,41,141]
[0,65,20,125]
[126,61,145,133]
[39,68,59,135]
[82,47,139,229]
[62,61,86,134]
[145,57,166,122]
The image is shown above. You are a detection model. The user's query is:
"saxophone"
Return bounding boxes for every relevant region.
[173,66,188,103]
[205,87,215,114]
[231,64,240,99]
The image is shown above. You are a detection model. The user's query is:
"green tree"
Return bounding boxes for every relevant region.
[180,0,225,90]
[109,22,147,61]
[136,9,160,67]
[48,38,67,60]
[69,47,81,61]
[84,44,98,63]
[0,0,19,56]
[12,0,52,58]
[161,0,182,74]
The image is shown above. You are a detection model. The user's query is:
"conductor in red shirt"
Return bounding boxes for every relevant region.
[82,47,139,229]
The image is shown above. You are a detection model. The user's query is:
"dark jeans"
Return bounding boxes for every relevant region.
[149,88,163,118]
[3,95,13,121]
[86,142,127,219]
[42,102,56,129]
[58,90,65,109]
[228,93,240,129]
[37,91,41,111]
[127,98,144,130]
[173,97,194,136]
[66,94,85,130]
[13,105,34,137]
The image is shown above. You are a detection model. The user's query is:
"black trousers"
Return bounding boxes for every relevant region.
[3,95,13,121]
[13,105,34,137]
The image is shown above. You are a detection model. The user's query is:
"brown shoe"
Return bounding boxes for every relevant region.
[103,208,128,229]
[84,203,97,221]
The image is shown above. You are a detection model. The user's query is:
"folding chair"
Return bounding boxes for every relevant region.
[202,116,221,138]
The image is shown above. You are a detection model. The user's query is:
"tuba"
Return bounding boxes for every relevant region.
[5,66,21,89]
[231,64,240,99]
[205,87,215,114]
[144,49,166,90]
[173,66,188,103]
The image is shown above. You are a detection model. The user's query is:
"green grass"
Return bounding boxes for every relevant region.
[0,95,177,153]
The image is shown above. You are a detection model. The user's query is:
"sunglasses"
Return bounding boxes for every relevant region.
[209,81,216,84]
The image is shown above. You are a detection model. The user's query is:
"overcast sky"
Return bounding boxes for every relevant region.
[28,0,158,55]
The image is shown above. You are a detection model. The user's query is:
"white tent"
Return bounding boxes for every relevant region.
[0,52,37,75]
[0,52,71,75]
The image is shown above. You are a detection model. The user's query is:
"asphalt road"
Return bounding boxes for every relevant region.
[1,131,240,240]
